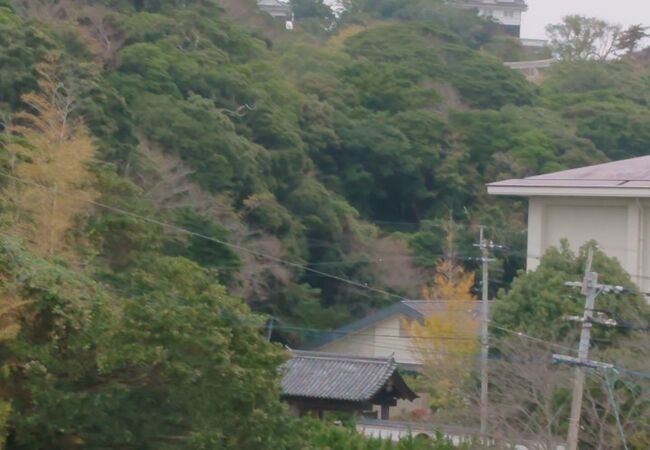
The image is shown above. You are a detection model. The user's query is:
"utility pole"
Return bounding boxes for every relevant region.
[565,247,597,450]
[556,248,629,450]
[478,226,490,435]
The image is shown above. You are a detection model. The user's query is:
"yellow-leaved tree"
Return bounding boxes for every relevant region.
[406,258,480,417]
[0,53,97,444]
[4,53,97,257]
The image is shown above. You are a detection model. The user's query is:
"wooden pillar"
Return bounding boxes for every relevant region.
[380,404,390,420]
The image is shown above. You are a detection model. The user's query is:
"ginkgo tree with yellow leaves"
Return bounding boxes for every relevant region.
[405,258,480,417]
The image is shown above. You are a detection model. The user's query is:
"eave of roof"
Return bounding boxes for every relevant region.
[281,351,417,402]
[487,155,650,198]
[457,0,527,11]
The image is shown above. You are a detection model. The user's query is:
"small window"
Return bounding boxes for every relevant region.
[504,10,514,17]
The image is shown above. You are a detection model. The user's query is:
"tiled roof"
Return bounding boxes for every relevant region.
[257,0,290,6]
[281,351,415,402]
[457,0,527,8]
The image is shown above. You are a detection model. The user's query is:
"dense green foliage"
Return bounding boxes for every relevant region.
[2,0,649,330]
[303,421,468,450]
[493,242,650,341]
[1,0,650,446]
[491,243,650,449]
[0,237,299,449]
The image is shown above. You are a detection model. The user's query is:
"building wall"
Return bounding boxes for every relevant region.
[527,197,649,292]
[320,315,420,365]
[477,7,522,26]
[321,323,378,359]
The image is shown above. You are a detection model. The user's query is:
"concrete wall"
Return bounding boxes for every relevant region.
[320,315,419,365]
[527,197,649,292]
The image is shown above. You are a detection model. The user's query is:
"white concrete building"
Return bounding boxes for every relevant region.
[488,156,650,293]
[455,0,528,37]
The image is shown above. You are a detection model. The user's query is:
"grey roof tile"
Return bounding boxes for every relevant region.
[281,351,399,402]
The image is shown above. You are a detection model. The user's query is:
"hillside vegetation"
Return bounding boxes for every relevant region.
[1,0,650,447]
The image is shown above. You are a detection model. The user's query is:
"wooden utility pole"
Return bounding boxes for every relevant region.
[479,226,489,435]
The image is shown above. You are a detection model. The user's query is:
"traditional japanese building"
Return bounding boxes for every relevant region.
[257,0,293,27]
[454,0,528,37]
[281,351,417,419]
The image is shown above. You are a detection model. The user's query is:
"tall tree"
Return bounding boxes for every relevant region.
[291,0,334,20]
[0,239,300,449]
[546,15,622,61]
[616,24,649,54]
[4,54,96,257]
[407,259,479,415]
[492,241,650,341]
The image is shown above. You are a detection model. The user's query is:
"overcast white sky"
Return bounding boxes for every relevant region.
[523,0,650,39]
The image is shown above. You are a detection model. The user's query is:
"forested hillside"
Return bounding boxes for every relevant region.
[1,0,650,445]
[3,0,649,336]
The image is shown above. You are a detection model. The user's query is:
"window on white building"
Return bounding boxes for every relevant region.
[504,10,514,17]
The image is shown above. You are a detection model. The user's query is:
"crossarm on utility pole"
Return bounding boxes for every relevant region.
[566,248,597,450]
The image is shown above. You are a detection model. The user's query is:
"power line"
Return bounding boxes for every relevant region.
[487,321,577,354]
[0,169,417,303]
[277,324,478,341]
[0,169,621,360]
[603,370,630,450]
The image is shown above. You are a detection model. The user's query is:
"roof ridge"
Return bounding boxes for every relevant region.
[291,350,394,364]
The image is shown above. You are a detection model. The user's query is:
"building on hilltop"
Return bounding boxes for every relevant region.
[454,0,528,37]
[257,0,293,29]
[488,155,650,294]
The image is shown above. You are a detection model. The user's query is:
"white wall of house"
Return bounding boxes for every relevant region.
[319,316,420,366]
[477,7,522,26]
[527,196,649,292]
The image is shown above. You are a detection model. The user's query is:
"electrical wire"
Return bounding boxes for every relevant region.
[486,321,578,354]
[0,169,419,303]
[603,371,630,450]
[276,324,478,341]
[0,169,637,362]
